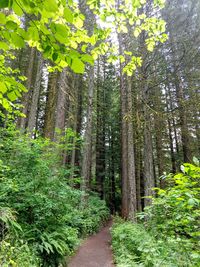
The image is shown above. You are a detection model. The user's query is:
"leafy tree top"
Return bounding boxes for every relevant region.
[0,0,167,111]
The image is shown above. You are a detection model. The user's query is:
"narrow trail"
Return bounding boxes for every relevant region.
[68,221,115,267]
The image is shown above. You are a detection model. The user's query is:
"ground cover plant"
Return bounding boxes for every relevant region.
[0,127,110,266]
[111,161,200,267]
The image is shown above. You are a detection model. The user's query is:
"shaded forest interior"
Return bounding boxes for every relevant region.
[0,0,200,266]
[1,0,199,219]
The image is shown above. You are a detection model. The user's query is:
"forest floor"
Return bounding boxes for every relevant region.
[68,221,115,267]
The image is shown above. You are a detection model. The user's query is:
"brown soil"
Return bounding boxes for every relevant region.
[67,221,115,267]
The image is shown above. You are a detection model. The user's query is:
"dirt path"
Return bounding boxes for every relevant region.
[68,221,115,267]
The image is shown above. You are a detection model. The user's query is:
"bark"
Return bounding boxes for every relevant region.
[96,60,106,199]
[43,70,59,139]
[174,77,192,162]
[27,52,43,134]
[54,70,68,133]
[80,0,96,197]
[118,31,137,218]
[143,104,155,207]
[110,129,116,214]
[168,118,176,173]
[74,75,83,171]
[135,139,142,211]
[165,86,176,173]
[127,77,137,219]
[118,35,129,218]
[81,65,95,194]
[153,88,165,187]
[140,67,155,207]
[18,47,36,129]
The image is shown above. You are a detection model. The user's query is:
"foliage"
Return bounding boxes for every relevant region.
[0,127,109,266]
[138,161,200,245]
[111,162,200,267]
[0,0,167,112]
[111,218,200,267]
[0,239,41,267]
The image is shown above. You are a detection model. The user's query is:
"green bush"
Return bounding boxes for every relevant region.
[139,162,200,245]
[0,239,41,267]
[0,127,109,266]
[111,219,199,267]
[111,162,200,267]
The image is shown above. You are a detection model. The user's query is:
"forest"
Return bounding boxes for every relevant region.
[0,0,199,266]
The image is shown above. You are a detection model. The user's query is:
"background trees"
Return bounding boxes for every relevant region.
[0,0,199,223]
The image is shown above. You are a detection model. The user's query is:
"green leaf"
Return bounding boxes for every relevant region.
[0,0,9,8]
[27,27,39,41]
[0,41,9,51]
[12,1,23,16]
[0,82,7,94]
[81,54,94,65]
[0,13,6,24]
[6,20,18,30]
[52,52,58,61]
[7,91,17,101]
[71,58,85,73]
[64,7,73,23]
[74,17,84,28]
[44,45,52,57]
[134,28,141,37]
[2,98,10,110]
[55,24,69,36]
[10,33,25,48]
[43,0,58,12]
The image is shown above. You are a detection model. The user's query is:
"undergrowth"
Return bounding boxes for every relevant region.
[0,127,110,266]
[111,161,200,267]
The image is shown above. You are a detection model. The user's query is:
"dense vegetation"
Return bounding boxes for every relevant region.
[0,127,109,266]
[112,162,200,266]
[0,0,200,266]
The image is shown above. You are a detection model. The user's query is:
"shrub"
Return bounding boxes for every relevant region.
[111,219,199,267]
[0,127,110,266]
[139,162,200,245]
[0,240,40,267]
[111,162,200,267]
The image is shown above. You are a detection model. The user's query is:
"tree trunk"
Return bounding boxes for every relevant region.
[27,52,43,134]
[127,76,137,220]
[81,65,95,195]
[18,47,36,129]
[175,77,192,162]
[43,70,59,139]
[96,59,106,199]
[118,33,129,218]
[80,0,96,199]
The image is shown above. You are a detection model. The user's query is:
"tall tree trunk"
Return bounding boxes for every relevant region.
[96,59,106,199]
[127,77,137,219]
[110,129,116,213]
[168,118,176,173]
[165,86,176,173]
[153,87,165,186]
[74,75,83,172]
[118,32,129,218]
[43,71,59,139]
[81,66,95,195]
[140,66,155,206]
[174,77,192,162]
[118,28,137,219]
[135,138,142,211]
[80,0,95,198]
[18,47,36,129]
[143,105,155,206]
[54,70,68,134]
[27,52,43,134]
